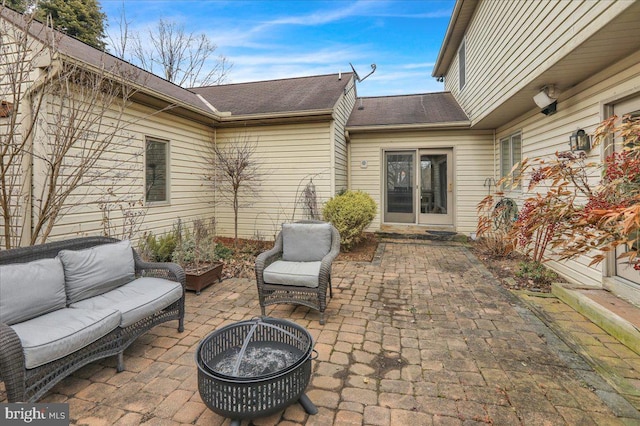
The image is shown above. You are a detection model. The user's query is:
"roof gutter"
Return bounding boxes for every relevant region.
[346,121,471,133]
[60,55,224,122]
[217,108,335,126]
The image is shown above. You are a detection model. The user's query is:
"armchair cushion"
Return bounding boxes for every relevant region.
[263,260,321,288]
[59,240,135,304]
[0,258,66,325]
[282,222,331,262]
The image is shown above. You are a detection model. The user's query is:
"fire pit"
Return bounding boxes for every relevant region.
[196,317,317,425]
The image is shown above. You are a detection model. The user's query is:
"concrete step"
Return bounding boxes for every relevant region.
[552,283,640,357]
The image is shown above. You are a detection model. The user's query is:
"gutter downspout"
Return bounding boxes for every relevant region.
[344,130,351,190]
[213,127,217,219]
[493,129,497,185]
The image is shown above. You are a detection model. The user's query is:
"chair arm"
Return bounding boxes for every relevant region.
[134,258,186,287]
[255,235,283,284]
[0,322,26,402]
[255,247,282,274]
[317,225,341,291]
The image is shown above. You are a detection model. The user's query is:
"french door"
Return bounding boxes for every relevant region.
[384,149,453,226]
[418,150,453,225]
[613,97,640,288]
[384,151,416,223]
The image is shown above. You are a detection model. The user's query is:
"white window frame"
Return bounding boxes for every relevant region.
[500,132,522,185]
[145,137,170,204]
[458,38,466,90]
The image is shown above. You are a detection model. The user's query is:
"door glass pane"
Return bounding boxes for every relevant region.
[386,153,414,214]
[615,109,640,285]
[420,154,447,214]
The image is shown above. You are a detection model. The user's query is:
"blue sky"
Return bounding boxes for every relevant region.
[100,0,455,97]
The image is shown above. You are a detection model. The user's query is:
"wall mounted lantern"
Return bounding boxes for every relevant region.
[569,129,591,152]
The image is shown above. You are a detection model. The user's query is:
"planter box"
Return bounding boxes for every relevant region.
[185,263,224,294]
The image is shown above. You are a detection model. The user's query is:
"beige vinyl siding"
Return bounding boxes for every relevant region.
[349,130,493,234]
[445,0,632,124]
[214,122,332,240]
[0,23,42,247]
[42,101,215,243]
[493,50,640,287]
[332,77,356,193]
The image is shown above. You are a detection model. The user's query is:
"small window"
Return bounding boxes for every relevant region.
[459,39,466,90]
[500,132,522,185]
[145,138,169,203]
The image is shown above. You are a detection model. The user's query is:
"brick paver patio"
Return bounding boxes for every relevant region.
[2,240,638,425]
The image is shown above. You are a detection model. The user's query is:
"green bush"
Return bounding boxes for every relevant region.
[516,260,558,285]
[323,190,376,251]
[140,231,177,262]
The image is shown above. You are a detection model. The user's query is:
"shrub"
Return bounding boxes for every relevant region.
[139,231,177,262]
[474,230,514,259]
[323,190,376,251]
[516,260,558,286]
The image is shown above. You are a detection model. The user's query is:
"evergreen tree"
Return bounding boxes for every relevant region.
[35,0,107,50]
[3,0,29,13]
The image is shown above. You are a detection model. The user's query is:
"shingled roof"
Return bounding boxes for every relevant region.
[0,6,215,119]
[346,92,469,129]
[191,73,353,116]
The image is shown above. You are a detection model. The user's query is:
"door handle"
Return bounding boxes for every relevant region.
[448,183,453,192]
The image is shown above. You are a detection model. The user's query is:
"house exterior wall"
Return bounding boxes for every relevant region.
[41,101,216,243]
[493,49,640,288]
[348,130,494,234]
[444,0,633,124]
[214,122,333,241]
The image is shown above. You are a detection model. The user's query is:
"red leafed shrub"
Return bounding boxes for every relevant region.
[477,114,640,271]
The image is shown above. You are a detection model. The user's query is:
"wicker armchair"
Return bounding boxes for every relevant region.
[255,220,340,324]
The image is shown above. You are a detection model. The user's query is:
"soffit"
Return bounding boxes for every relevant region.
[473,1,640,129]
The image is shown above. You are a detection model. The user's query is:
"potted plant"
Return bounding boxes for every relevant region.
[172,218,226,294]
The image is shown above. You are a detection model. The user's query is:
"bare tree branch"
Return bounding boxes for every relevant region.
[126,18,231,87]
[205,135,262,243]
[0,6,168,248]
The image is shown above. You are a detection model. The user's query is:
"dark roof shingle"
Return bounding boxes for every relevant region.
[347,92,468,128]
[191,73,353,116]
[1,6,213,116]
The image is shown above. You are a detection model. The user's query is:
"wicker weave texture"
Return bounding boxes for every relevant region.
[255,220,340,324]
[0,237,186,402]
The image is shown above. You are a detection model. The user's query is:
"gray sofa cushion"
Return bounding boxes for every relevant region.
[263,260,321,288]
[281,223,331,262]
[59,240,135,304]
[10,307,120,369]
[0,258,66,325]
[70,277,183,328]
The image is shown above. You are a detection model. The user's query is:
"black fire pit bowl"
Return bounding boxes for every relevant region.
[196,317,317,424]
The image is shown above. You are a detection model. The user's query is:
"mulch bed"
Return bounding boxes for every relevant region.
[215,233,552,294]
[215,233,380,279]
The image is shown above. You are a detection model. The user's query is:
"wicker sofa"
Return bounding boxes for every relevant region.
[0,237,185,402]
